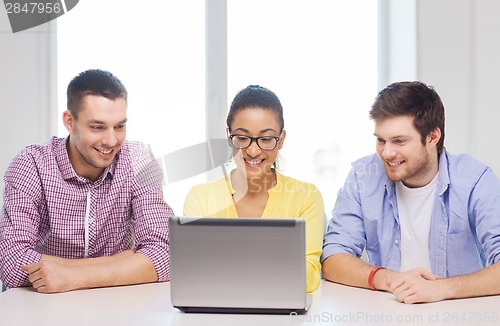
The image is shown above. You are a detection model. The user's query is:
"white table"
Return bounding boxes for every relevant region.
[1,280,499,326]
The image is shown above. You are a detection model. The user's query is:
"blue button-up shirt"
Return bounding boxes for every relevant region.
[322,150,500,277]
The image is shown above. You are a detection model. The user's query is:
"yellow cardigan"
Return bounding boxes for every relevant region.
[183,172,324,292]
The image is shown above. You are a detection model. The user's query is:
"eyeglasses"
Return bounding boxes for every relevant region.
[229,134,281,150]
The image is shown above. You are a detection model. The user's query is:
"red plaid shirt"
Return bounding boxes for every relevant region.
[0,137,173,287]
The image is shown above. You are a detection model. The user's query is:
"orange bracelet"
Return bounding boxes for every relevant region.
[368,266,386,291]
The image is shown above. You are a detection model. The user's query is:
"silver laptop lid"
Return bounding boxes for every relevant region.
[169,217,307,312]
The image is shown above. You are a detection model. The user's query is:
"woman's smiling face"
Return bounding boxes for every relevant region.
[228,107,285,180]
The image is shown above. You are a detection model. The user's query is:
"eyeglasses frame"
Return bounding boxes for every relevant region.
[228,133,282,151]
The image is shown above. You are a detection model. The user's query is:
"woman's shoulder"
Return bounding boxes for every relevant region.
[189,176,231,193]
[277,172,316,185]
[276,172,321,193]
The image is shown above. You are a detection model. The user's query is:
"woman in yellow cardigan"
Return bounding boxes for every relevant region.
[183,85,324,292]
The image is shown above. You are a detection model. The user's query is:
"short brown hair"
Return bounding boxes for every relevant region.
[67,69,127,118]
[369,81,445,154]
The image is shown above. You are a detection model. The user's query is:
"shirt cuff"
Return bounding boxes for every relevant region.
[137,247,170,282]
[320,244,355,263]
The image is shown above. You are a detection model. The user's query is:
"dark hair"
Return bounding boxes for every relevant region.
[67,69,127,118]
[369,81,445,154]
[227,85,284,132]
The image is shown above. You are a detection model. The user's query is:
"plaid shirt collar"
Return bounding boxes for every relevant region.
[56,137,117,182]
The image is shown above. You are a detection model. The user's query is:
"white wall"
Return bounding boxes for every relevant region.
[0,13,58,206]
[416,0,500,173]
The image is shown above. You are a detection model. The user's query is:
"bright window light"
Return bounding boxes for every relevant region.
[57,0,377,215]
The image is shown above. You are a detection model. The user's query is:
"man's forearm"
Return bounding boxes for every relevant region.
[323,253,373,288]
[41,249,136,266]
[28,251,158,293]
[440,262,500,300]
[322,253,399,291]
[76,252,158,289]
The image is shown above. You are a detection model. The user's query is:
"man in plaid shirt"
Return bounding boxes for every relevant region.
[0,69,174,293]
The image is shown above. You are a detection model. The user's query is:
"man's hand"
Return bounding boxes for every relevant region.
[21,260,81,293]
[387,268,444,304]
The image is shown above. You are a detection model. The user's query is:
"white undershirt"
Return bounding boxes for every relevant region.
[396,173,438,272]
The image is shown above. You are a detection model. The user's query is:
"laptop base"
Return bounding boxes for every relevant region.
[175,306,308,315]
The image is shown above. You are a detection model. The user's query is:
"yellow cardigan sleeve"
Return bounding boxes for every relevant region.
[183,178,237,217]
[301,184,325,292]
[183,186,206,217]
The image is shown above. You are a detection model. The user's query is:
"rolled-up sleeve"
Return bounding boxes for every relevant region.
[0,155,43,287]
[321,168,367,263]
[300,184,324,293]
[130,144,174,282]
[469,168,500,265]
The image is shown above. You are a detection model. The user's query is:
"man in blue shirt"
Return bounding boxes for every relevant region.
[321,81,500,304]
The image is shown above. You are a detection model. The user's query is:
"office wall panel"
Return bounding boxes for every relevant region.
[474,1,500,172]
[416,0,500,172]
[0,15,57,207]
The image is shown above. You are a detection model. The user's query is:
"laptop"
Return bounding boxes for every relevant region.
[168,216,311,314]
